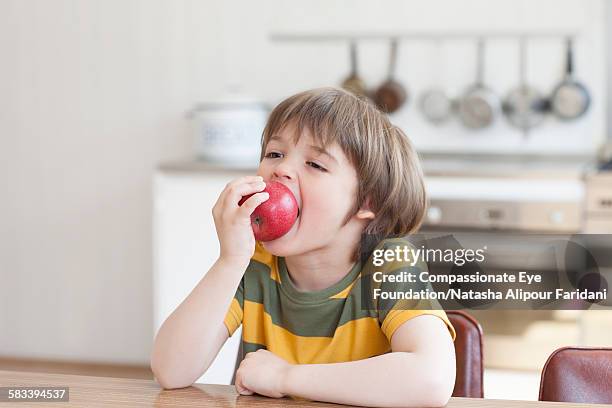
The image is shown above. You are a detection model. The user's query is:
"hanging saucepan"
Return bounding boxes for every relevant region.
[420,41,453,125]
[502,37,547,135]
[458,39,501,129]
[341,41,367,98]
[420,89,454,125]
[373,39,407,113]
[549,38,591,120]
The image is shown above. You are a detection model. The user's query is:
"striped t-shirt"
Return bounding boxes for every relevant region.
[223,238,456,364]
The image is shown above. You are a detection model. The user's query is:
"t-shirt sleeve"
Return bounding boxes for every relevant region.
[223,242,273,337]
[380,308,456,343]
[369,239,457,343]
[223,276,244,337]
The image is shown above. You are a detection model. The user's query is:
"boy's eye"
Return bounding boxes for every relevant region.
[265,151,283,159]
[307,161,327,172]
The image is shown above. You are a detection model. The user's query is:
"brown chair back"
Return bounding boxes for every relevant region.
[539,346,612,404]
[447,310,484,398]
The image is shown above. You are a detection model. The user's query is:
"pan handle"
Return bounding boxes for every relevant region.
[519,36,527,85]
[388,38,399,80]
[476,39,485,86]
[565,37,574,77]
[349,41,358,76]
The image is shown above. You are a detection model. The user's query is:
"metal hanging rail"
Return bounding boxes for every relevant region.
[269,31,578,43]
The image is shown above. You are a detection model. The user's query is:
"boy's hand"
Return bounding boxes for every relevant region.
[234,349,292,398]
[212,176,268,266]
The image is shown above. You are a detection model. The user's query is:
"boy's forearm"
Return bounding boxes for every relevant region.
[151,257,247,387]
[283,352,454,408]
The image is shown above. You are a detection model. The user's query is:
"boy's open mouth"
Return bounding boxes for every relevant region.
[281,181,301,221]
[291,191,302,233]
[292,186,302,230]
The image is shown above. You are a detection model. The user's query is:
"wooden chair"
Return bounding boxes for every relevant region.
[539,346,612,404]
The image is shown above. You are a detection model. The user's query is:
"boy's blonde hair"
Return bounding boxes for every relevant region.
[261,87,427,259]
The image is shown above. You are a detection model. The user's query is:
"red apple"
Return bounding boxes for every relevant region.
[238,181,299,242]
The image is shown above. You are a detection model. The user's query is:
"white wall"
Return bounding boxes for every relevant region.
[0,0,205,364]
[0,0,607,365]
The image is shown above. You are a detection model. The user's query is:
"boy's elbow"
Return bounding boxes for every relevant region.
[152,368,194,390]
[158,378,193,390]
[419,340,456,407]
[391,375,452,408]
[422,380,453,407]
[394,374,452,407]
[396,352,454,407]
[418,366,455,407]
[150,356,194,390]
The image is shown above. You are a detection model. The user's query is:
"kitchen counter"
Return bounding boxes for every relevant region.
[418,153,594,179]
[0,370,607,407]
[158,159,258,174]
[159,153,595,179]
[157,157,587,207]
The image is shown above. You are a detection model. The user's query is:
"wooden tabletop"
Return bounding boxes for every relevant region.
[0,370,607,408]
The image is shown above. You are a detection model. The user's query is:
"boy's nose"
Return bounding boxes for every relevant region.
[272,161,296,181]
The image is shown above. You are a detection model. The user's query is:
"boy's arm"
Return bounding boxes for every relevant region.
[150,257,245,389]
[238,314,456,407]
[150,176,269,389]
[287,315,455,407]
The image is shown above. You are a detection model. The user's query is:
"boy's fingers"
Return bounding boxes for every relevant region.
[237,385,254,396]
[238,192,269,216]
[235,376,254,395]
[219,175,263,205]
[224,180,266,208]
[225,175,264,191]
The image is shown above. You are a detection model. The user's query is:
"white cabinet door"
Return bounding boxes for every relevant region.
[153,169,250,384]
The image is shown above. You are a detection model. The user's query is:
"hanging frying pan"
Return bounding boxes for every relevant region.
[341,41,367,97]
[458,39,501,129]
[420,89,454,125]
[373,39,407,113]
[503,37,547,135]
[549,38,591,120]
[419,41,453,125]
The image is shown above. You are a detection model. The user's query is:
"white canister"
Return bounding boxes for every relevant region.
[189,94,269,168]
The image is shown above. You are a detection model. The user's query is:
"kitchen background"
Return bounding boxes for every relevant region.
[1,0,611,401]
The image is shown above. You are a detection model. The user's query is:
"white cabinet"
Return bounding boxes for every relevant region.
[152,163,254,385]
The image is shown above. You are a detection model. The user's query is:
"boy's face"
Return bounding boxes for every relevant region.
[257,124,369,257]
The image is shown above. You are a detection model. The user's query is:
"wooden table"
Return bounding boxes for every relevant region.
[0,370,607,407]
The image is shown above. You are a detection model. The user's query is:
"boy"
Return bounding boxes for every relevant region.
[151,88,456,407]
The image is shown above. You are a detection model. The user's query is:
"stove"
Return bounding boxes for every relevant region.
[584,170,612,232]
[417,154,612,371]
[420,154,592,233]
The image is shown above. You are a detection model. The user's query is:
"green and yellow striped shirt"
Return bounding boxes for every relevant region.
[224,238,456,364]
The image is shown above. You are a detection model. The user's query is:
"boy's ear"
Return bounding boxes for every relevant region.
[355,198,375,220]
[356,209,375,220]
